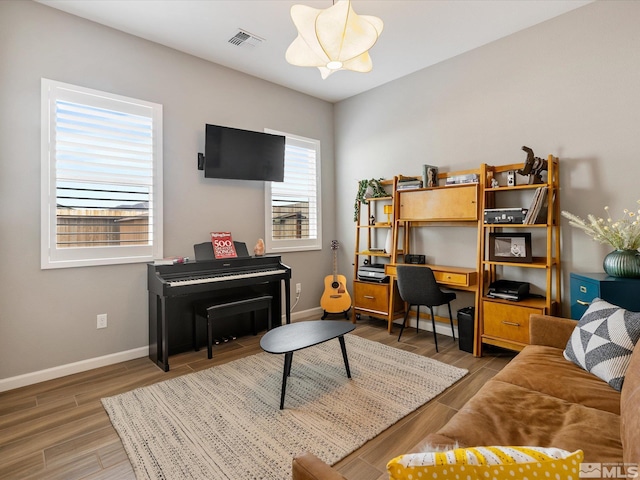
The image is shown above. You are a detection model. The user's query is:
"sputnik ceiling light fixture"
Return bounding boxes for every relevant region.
[285,0,384,79]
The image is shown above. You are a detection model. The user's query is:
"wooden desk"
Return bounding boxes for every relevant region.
[385,264,477,290]
[384,263,479,333]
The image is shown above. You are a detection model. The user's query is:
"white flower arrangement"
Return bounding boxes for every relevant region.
[561,200,640,250]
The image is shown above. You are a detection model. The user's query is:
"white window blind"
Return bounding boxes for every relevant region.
[265,131,321,252]
[41,79,163,268]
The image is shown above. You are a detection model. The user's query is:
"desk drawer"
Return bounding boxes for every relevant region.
[570,273,640,319]
[354,282,389,315]
[386,265,472,288]
[433,271,468,287]
[483,301,541,345]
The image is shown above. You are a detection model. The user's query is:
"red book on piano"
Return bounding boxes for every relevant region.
[210,232,238,259]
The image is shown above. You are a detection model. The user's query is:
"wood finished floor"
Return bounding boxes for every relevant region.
[0,316,514,480]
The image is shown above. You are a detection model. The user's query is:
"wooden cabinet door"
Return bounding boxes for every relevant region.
[354,281,390,316]
[399,185,478,221]
[482,301,543,345]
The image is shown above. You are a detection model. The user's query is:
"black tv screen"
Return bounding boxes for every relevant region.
[202,124,285,181]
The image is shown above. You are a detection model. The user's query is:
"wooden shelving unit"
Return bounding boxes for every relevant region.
[351,158,561,357]
[477,156,561,355]
[352,178,405,326]
[388,169,484,340]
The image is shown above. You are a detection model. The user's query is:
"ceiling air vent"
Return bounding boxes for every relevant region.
[228,29,265,48]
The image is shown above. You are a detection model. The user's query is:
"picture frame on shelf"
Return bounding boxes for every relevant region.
[488,232,532,263]
[422,164,439,188]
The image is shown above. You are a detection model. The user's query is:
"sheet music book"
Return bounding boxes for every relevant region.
[210,232,238,259]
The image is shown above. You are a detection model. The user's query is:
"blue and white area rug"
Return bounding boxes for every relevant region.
[102,334,467,480]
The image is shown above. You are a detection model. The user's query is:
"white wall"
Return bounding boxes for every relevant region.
[335,0,640,316]
[0,1,335,382]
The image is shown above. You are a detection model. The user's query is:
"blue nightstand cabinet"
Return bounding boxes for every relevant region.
[570,272,640,319]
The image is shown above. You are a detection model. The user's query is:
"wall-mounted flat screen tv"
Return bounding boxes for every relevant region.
[198,124,285,182]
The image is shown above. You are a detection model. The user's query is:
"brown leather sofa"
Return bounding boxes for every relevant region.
[292,314,640,479]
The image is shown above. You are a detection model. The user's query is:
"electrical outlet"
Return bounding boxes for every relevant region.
[97,314,108,329]
[296,283,302,294]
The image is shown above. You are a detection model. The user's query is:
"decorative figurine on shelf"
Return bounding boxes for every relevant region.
[518,146,548,185]
[488,171,499,188]
[426,166,438,187]
[370,215,376,225]
[253,238,265,256]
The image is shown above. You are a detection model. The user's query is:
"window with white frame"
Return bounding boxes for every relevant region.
[264,130,321,253]
[41,79,163,269]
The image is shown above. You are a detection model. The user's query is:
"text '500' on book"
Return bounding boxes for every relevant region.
[211,232,238,259]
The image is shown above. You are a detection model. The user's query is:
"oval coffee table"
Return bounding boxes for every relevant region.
[260,320,355,409]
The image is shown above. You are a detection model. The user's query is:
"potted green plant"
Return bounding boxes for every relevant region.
[354,178,388,222]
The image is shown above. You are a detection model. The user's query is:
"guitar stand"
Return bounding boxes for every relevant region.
[321,307,351,320]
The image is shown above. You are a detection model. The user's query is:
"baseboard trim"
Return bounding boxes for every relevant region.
[0,346,149,393]
[289,306,324,322]
[391,318,458,338]
[0,306,330,393]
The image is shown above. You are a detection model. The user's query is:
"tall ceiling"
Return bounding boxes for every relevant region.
[37,0,593,103]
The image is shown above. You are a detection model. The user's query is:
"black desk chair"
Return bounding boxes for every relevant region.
[396,265,456,352]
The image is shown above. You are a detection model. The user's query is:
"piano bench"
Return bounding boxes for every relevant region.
[193,294,273,359]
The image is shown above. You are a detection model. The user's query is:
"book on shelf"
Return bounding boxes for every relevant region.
[523,187,548,224]
[397,182,423,190]
[397,175,423,190]
[445,173,479,185]
[397,175,421,183]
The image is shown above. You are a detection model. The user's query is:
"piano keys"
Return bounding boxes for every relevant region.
[148,255,291,371]
[166,266,288,288]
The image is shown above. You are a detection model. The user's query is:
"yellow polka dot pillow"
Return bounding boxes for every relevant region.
[387,445,584,480]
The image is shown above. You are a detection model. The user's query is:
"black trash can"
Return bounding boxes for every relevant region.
[457,307,475,353]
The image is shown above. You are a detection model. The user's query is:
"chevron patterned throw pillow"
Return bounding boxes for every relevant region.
[564,298,640,391]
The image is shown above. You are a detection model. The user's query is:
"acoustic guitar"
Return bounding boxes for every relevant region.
[321,240,352,319]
